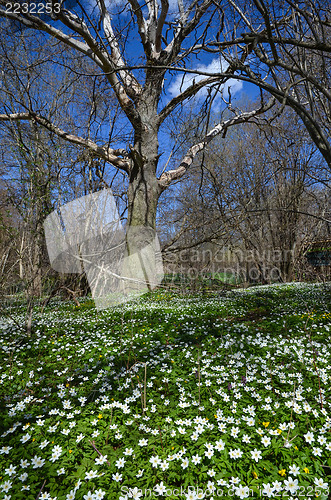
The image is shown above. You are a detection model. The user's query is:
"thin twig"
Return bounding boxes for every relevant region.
[158,425,164,451]
[198,349,201,409]
[89,440,112,466]
[35,479,46,500]
[284,382,296,447]
[144,363,147,411]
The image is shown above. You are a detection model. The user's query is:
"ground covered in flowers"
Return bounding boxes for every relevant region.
[0,282,331,500]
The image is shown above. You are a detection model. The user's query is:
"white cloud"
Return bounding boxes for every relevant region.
[166,0,180,11]
[168,58,243,100]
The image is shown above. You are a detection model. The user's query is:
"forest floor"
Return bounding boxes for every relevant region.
[0,282,331,500]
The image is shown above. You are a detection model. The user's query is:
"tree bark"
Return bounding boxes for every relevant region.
[124,155,162,292]
[127,160,161,230]
[124,101,163,290]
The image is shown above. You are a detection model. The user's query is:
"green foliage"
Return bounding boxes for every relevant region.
[0,283,330,499]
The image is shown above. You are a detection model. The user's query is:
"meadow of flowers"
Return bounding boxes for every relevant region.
[0,282,330,500]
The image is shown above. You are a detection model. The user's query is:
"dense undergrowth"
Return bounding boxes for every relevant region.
[0,283,331,500]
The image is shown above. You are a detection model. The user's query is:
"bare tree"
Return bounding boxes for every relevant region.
[0,0,329,271]
[0,0,272,237]
[161,105,330,284]
[211,0,331,167]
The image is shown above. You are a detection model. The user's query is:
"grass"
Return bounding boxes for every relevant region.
[161,272,241,287]
[0,282,331,500]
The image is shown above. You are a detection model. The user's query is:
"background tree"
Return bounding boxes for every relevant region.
[160,105,330,283]
[0,31,121,308]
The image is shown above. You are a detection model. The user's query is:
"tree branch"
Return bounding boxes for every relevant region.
[237,61,331,168]
[158,97,276,189]
[127,0,150,56]
[155,0,169,53]
[163,0,213,61]
[96,0,142,97]
[0,112,131,172]
[159,66,236,123]
[0,6,103,64]
[0,5,139,127]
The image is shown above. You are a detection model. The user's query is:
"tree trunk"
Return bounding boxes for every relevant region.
[30,202,44,297]
[124,158,162,293]
[127,161,160,229]
[279,249,294,282]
